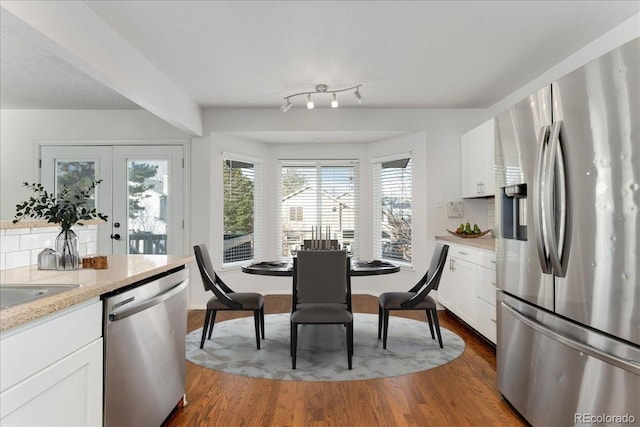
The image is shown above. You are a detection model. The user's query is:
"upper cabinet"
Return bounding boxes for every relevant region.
[461,119,495,198]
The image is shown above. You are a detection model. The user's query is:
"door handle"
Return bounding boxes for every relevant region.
[546,121,570,277]
[533,125,552,274]
[111,233,122,241]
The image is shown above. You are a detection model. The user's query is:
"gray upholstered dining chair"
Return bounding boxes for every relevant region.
[378,243,449,349]
[290,250,353,369]
[193,244,265,349]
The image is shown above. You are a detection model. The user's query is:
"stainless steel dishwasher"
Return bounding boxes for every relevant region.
[103,267,188,427]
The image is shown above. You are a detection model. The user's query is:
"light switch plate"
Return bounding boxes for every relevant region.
[447,201,463,218]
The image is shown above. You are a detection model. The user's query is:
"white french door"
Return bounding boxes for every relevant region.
[40,145,185,255]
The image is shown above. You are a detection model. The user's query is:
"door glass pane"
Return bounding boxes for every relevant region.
[55,161,98,209]
[127,160,168,254]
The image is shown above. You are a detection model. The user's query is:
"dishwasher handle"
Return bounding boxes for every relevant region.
[109,280,188,321]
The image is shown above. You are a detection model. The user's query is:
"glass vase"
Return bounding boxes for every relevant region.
[56,229,79,270]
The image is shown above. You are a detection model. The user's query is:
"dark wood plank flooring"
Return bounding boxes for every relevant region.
[164,295,527,427]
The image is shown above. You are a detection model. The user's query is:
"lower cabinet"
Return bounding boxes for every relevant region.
[437,242,497,344]
[0,299,103,426]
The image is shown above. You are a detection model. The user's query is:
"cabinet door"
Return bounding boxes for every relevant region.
[437,257,456,311]
[482,119,495,196]
[0,339,103,426]
[452,257,476,326]
[461,127,484,198]
[461,119,495,198]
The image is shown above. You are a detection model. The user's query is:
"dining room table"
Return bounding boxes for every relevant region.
[241,258,401,277]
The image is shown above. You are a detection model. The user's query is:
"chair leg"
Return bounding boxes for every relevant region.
[292,323,298,369]
[430,308,443,348]
[260,306,265,339]
[253,310,261,350]
[200,309,212,349]
[207,310,217,339]
[377,304,383,340]
[426,309,435,339]
[347,322,353,370]
[383,309,390,349]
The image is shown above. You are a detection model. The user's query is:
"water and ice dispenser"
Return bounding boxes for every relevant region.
[501,184,527,240]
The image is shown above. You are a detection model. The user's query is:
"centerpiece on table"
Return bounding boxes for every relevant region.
[13,180,108,270]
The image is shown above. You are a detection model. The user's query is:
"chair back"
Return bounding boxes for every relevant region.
[293,250,350,305]
[426,243,449,291]
[402,243,449,308]
[193,244,240,308]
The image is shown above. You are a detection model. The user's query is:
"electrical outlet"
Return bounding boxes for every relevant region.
[447,201,463,218]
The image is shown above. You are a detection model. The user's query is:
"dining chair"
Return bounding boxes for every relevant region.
[290,250,353,369]
[378,243,449,349]
[193,244,265,349]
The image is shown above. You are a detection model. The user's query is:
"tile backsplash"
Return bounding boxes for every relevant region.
[0,225,97,270]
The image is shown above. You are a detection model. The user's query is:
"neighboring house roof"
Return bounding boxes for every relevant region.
[282,186,353,210]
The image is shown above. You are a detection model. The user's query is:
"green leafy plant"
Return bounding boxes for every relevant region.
[13,180,108,230]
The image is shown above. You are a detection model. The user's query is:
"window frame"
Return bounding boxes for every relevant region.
[278,159,359,258]
[372,153,413,267]
[221,152,261,268]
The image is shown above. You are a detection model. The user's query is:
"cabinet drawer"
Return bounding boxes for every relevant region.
[449,245,476,263]
[477,250,496,270]
[476,300,497,344]
[477,266,497,306]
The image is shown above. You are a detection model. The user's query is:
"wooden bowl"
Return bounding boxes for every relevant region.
[446,229,491,238]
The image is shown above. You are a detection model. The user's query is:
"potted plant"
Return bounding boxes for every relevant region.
[13,180,108,270]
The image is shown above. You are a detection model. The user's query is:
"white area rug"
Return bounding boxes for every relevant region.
[186,313,465,381]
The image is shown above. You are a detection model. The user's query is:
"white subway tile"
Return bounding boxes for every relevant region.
[0,254,5,270]
[85,242,97,255]
[0,235,20,253]
[19,232,57,251]
[5,251,32,269]
[5,227,30,236]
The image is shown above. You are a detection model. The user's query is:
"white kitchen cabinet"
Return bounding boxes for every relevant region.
[437,245,477,328]
[461,119,495,198]
[437,242,497,344]
[0,299,103,426]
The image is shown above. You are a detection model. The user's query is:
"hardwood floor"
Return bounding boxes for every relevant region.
[164,295,527,427]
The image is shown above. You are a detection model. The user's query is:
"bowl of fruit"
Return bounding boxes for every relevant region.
[447,221,491,238]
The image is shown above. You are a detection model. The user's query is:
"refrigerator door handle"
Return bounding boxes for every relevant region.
[533,125,552,273]
[500,300,640,375]
[547,121,570,277]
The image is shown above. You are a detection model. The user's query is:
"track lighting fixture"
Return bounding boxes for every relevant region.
[280,84,362,112]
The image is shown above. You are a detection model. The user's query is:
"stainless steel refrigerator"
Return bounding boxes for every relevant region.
[495,37,639,426]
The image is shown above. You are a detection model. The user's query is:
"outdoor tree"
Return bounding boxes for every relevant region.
[56,161,97,209]
[282,168,306,196]
[128,162,158,219]
[382,197,412,260]
[223,161,254,235]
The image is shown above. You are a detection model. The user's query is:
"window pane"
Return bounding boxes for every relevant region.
[127,160,168,254]
[55,161,97,210]
[280,163,357,257]
[379,158,412,262]
[223,159,255,263]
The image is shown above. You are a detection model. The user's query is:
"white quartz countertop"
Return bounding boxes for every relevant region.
[0,255,194,331]
[435,235,496,252]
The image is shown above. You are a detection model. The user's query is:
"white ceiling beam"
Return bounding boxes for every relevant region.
[1,1,203,136]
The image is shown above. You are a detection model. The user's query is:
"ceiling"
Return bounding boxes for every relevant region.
[1,1,638,114]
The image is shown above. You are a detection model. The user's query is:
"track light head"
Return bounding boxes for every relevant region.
[331,92,339,108]
[306,94,314,109]
[280,99,292,112]
[354,87,362,104]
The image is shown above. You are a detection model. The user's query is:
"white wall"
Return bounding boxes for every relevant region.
[0,109,189,219]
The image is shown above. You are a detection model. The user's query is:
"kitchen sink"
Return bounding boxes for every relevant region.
[0,284,80,310]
